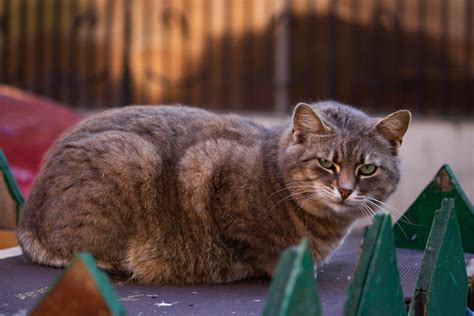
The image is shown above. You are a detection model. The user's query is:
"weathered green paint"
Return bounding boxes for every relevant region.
[344,213,406,316]
[0,148,24,224]
[32,252,125,316]
[394,164,474,253]
[262,239,322,316]
[408,199,468,316]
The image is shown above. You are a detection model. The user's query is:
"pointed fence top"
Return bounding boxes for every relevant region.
[394,164,474,253]
[31,252,125,316]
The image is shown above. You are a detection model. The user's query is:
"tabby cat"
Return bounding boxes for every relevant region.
[17,101,411,284]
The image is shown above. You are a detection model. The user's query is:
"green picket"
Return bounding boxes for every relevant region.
[344,213,406,316]
[408,198,468,316]
[394,164,474,253]
[262,239,322,316]
[31,252,125,316]
[0,148,25,223]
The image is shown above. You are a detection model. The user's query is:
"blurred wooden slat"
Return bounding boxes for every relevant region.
[188,0,206,106]
[0,0,472,115]
[89,0,106,108]
[208,0,224,109]
[229,0,245,110]
[129,0,145,104]
[0,230,17,249]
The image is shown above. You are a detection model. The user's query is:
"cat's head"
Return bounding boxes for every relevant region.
[280,101,411,219]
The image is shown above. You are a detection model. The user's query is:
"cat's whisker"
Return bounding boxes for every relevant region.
[392,218,411,241]
[267,185,318,199]
[269,190,315,211]
[365,200,388,214]
[361,204,375,217]
[363,197,412,226]
[363,207,374,223]
[365,200,412,226]
[357,205,371,223]
[270,193,305,210]
[367,197,415,225]
[298,193,324,210]
[316,189,335,201]
[361,202,379,218]
[367,197,399,212]
[364,201,411,240]
[367,199,403,218]
[319,187,336,199]
[360,203,378,225]
[300,188,338,210]
[365,201,392,219]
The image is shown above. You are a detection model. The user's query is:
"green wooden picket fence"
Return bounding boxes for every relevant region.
[1,147,473,315]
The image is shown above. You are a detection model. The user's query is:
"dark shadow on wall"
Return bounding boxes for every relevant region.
[0,1,471,116]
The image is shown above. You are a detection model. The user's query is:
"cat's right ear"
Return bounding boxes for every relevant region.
[374,110,411,146]
[292,103,331,143]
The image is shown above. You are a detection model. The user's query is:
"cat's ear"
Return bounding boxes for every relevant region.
[292,103,331,143]
[374,110,411,145]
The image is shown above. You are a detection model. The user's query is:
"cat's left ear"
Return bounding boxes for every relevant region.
[374,110,411,145]
[292,102,331,143]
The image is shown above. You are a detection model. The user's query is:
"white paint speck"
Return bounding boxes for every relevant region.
[155,301,179,307]
[253,299,261,302]
[119,294,144,302]
[10,309,28,316]
[192,291,198,294]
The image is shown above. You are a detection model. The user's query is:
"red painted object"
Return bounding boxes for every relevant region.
[0,85,82,197]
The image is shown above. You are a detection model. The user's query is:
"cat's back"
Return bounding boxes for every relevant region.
[32,104,268,215]
[59,105,265,154]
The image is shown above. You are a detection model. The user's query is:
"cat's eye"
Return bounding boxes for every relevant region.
[318,158,334,170]
[359,164,377,176]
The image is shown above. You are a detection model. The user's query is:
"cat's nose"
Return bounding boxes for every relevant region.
[338,188,353,200]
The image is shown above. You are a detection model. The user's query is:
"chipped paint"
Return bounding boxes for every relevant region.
[155,301,179,307]
[435,168,453,192]
[119,294,144,302]
[14,287,50,300]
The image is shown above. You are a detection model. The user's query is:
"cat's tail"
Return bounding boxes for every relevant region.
[17,228,122,273]
[16,229,68,268]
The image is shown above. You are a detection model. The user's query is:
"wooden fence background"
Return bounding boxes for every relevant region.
[0,0,473,116]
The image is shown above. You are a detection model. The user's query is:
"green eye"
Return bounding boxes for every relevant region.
[318,158,334,169]
[359,164,377,176]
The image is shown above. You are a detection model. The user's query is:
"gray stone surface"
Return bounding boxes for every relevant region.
[0,232,429,315]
